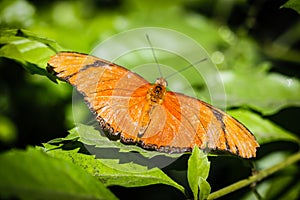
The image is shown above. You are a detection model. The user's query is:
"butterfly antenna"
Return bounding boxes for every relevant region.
[165,57,208,79]
[146,34,163,78]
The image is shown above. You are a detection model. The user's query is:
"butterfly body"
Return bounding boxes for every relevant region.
[47,52,259,158]
[138,78,167,134]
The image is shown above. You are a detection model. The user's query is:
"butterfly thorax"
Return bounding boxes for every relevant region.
[138,78,167,137]
[147,78,167,105]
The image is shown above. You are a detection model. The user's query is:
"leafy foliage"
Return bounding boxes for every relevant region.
[282,0,300,14]
[0,147,117,200]
[46,147,185,193]
[220,70,300,115]
[188,147,211,200]
[228,109,300,145]
[0,29,62,75]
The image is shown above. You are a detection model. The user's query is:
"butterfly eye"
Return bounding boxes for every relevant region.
[155,86,162,95]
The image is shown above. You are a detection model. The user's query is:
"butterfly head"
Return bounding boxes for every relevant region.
[155,77,168,87]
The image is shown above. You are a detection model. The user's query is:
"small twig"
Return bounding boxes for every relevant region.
[207,151,300,199]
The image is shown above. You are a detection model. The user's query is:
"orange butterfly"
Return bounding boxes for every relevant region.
[47,52,259,158]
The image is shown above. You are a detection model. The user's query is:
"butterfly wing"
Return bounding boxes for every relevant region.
[137,91,259,158]
[48,52,153,137]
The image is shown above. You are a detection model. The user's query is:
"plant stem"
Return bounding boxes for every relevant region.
[207,151,300,199]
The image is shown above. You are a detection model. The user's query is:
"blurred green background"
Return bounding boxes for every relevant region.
[1,0,300,199]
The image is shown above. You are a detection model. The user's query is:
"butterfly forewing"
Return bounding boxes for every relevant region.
[48,52,151,135]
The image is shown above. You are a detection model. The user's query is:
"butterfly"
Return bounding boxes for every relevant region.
[47,52,259,158]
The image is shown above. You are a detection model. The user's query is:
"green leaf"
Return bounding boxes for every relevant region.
[0,29,63,76]
[47,130,80,144]
[43,124,186,193]
[217,71,300,115]
[0,147,117,200]
[282,0,300,14]
[46,148,186,195]
[187,147,211,200]
[228,109,300,145]
[198,178,211,200]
